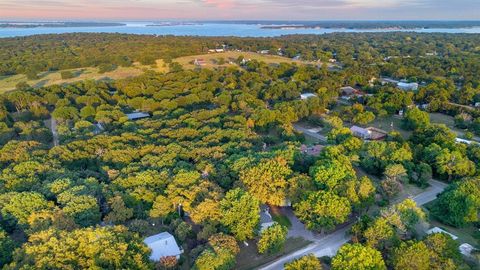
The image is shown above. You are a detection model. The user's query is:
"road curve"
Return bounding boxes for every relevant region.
[258,179,447,270]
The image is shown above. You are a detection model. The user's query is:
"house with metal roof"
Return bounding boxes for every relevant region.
[350,125,387,140]
[126,112,150,121]
[144,232,183,261]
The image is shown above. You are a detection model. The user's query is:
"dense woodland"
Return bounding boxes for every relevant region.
[0,33,479,269]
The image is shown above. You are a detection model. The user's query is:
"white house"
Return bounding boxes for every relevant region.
[459,243,475,257]
[455,138,474,145]
[144,232,183,261]
[350,126,387,140]
[426,227,458,240]
[397,82,419,91]
[350,126,372,140]
[300,93,317,100]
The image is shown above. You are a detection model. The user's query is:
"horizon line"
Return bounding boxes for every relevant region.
[3,19,480,22]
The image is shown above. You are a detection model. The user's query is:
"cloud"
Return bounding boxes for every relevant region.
[0,0,479,20]
[196,0,235,9]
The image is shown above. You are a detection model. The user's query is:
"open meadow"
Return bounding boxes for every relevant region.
[0,59,168,93]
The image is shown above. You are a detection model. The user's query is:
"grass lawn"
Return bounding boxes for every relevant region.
[272,211,292,228]
[430,112,480,142]
[422,200,479,247]
[429,112,456,128]
[303,134,320,145]
[235,237,312,270]
[174,51,310,70]
[332,104,411,139]
[368,115,411,139]
[0,59,168,93]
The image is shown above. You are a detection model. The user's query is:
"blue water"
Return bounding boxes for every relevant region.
[1,22,480,38]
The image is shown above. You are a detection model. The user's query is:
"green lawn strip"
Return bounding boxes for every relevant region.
[235,237,312,270]
[423,200,479,247]
[272,213,292,229]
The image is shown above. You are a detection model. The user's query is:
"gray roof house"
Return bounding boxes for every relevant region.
[350,125,372,139]
[144,232,183,261]
[126,112,150,121]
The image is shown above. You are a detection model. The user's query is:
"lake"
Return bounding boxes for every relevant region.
[1,22,480,38]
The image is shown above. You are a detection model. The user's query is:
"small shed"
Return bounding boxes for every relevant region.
[144,232,183,261]
[459,243,475,257]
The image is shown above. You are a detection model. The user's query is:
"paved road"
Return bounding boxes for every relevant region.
[293,124,327,143]
[258,179,447,270]
[45,118,59,146]
[411,179,447,206]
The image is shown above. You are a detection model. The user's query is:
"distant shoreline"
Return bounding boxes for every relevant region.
[259,21,480,30]
[0,22,126,28]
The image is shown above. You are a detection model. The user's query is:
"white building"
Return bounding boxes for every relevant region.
[350,126,372,140]
[459,243,475,257]
[426,227,458,240]
[144,232,183,261]
[300,93,317,100]
[397,82,419,91]
[455,138,474,145]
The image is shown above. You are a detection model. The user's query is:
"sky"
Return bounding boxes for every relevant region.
[1,0,479,21]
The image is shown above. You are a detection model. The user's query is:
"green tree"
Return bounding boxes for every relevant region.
[363,218,395,249]
[149,195,173,222]
[257,223,288,254]
[104,195,133,224]
[310,147,356,191]
[0,192,53,229]
[423,233,461,269]
[331,243,386,270]
[431,178,480,227]
[403,108,430,130]
[392,241,432,270]
[382,199,425,235]
[240,157,292,206]
[0,229,14,267]
[342,176,376,210]
[294,191,351,232]
[434,149,476,181]
[60,195,101,227]
[284,254,322,270]
[220,189,260,241]
[80,105,96,120]
[9,226,151,269]
[194,233,239,270]
[60,70,75,80]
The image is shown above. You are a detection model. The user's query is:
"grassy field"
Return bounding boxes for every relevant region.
[0,59,168,93]
[423,200,479,247]
[235,237,311,270]
[0,52,307,92]
[430,112,480,142]
[368,115,412,139]
[174,51,310,70]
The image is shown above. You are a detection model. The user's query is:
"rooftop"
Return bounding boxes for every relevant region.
[144,232,183,261]
[126,112,150,120]
[300,93,317,100]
